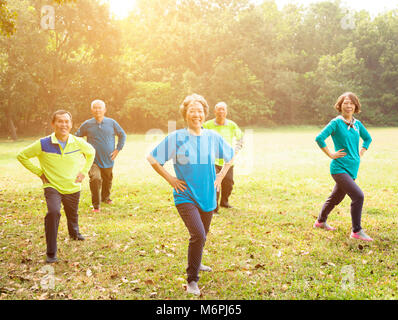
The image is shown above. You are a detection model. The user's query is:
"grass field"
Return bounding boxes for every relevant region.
[0,127,397,300]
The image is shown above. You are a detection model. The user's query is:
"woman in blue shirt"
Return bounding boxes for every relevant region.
[315,92,373,241]
[147,94,234,296]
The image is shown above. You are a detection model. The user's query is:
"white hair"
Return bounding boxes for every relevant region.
[215,101,227,109]
[91,99,106,109]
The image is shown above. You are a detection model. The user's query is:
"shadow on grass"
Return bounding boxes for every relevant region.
[366,208,388,215]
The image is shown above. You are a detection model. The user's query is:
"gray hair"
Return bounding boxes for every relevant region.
[179,94,209,120]
[91,99,106,109]
[215,101,227,109]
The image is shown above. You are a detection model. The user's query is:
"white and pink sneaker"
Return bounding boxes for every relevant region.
[313,220,336,231]
[350,230,373,242]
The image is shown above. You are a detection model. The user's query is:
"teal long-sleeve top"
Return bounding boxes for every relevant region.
[315,117,372,180]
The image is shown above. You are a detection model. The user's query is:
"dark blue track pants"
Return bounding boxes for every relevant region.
[44,187,81,258]
[176,203,213,283]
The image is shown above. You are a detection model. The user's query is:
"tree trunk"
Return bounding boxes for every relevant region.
[5,110,18,141]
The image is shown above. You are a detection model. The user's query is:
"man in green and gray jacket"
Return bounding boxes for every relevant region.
[203,102,243,212]
[17,110,95,263]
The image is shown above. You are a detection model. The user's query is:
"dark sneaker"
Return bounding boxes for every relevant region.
[46,256,58,264]
[220,203,233,209]
[71,234,85,241]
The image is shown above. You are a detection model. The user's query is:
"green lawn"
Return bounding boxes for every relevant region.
[0,127,397,300]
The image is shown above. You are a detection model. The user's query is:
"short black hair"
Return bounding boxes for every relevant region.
[51,110,72,123]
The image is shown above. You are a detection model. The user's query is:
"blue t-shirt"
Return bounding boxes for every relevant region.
[58,139,67,151]
[315,117,372,179]
[150,129,234,212]
[75,117,126,168]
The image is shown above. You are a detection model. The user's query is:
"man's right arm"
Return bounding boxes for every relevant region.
[75,122,86,137]
[233,122,244,153]
[16,140,43,177]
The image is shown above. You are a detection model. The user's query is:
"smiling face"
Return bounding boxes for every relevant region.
[334,92,361,116]
[341,96,356,118]
[91,102,106,121]
[215,103,227,122]
[52,113,72,138]
[185,101,205,130]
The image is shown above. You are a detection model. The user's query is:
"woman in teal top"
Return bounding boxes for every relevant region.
[314,92,373,241]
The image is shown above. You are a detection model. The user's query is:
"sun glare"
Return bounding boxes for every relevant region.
[107,0,136,19]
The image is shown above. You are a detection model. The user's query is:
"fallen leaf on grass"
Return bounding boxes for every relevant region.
[94,285,106,292]
[321,262,336,267]
[21,258,32,264]
[144,279,154,285]
[38,293,48,300]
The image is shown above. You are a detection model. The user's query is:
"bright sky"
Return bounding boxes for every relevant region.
[107,0,136,19]
[272,0,397,16]
[107,0,397,19]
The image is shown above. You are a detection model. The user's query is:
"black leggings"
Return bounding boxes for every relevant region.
[176,203,213,283]
[318,173,364,233]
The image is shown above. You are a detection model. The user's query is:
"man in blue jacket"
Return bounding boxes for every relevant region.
[75,100,126,212]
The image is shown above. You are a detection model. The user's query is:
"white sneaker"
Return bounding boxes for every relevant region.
[187,281,200,296]
[350,230,373,242]
[199,264,212,272]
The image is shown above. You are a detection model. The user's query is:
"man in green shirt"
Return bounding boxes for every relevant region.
[203,102,243,212]
[17,110,95,263]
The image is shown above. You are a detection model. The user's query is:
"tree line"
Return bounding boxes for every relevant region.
[1,0,397,139]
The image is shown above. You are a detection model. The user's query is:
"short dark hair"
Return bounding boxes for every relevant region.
[52,110,72,123]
